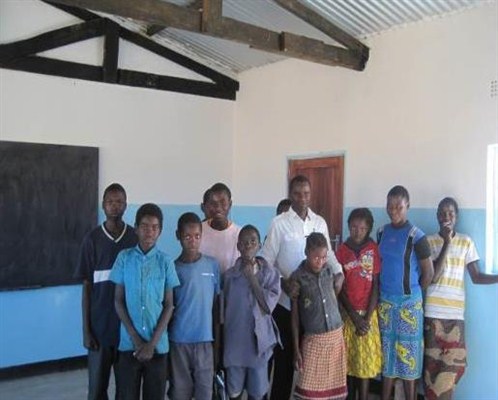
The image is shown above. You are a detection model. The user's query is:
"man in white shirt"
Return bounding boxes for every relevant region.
[262,175,343,400]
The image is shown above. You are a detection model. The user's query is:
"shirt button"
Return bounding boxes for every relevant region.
[142,326,146,330]
[323,299,326,303]
[325,314,328,318]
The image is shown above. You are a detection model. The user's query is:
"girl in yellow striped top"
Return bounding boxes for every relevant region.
[423,197,498,400]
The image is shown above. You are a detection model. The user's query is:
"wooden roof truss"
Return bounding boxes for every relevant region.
[0,1,240,100]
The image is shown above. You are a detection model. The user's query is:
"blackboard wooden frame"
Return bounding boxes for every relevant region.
[0,141,98,290]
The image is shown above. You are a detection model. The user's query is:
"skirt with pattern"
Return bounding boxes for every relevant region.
[294,327,347,400]
[378,292,424,380]
[343,309,382,379]
[423,317,466,400]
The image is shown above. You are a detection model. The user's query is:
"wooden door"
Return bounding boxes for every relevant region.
[288,156,344,250]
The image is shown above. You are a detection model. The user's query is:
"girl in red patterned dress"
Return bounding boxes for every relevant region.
[336,208,382,400]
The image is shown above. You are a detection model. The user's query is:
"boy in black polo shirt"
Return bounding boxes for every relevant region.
[75,183,137,400]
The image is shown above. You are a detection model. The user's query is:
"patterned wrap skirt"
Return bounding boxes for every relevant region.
[343,309,382,379]
[294,327,347,400]
[423,318,466,400]
[378,292,424,380]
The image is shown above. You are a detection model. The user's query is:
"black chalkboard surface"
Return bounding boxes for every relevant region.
[0,141,98,290]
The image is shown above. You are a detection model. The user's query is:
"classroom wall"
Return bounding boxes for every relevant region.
[233,4,497,209]
[232,3,498,399]
[0,0,235,368]
[1,1,497,399]
[0,0,235,204]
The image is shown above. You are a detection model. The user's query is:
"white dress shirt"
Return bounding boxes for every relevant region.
[261,207,342,310]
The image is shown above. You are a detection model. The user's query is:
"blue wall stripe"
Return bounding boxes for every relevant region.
[0,204,496,399]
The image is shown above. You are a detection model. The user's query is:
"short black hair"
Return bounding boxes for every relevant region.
[276,198,292,215]
[209,182,232,200]
[289,175,311,194]
[202,188,212,205]
[239,224,261,242]
[438,197,459,215]
[103,183,126,200]
[177,212,202,233]
[347,208,374,236]
[387,185,410,202]
[305,232,328,252]
[135,203,163,229]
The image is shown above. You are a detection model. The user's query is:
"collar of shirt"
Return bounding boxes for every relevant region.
[297,260,334,278]
[132,244,159,258]
[286,206,314,222]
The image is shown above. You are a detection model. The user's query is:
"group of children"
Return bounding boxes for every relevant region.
[326,185,496,400]
[77,180,497,400]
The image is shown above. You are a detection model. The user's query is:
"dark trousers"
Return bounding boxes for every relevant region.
[115,351,168,400]
[269,304,294,400]
[87,346,119,400]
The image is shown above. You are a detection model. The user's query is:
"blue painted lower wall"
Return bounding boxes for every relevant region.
[0,205,496,399]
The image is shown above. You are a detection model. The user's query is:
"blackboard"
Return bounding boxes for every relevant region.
[0,141,98,290]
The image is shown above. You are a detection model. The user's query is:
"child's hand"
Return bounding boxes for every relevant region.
[135,342,154,362]
[352,313,370,336]
[83,331,99,351]
[333,273,344,295]
[441,223,453,243]
[283,278,300,299]
[294,350,304,372]
[131,335,146,354]
[241,259,256,278]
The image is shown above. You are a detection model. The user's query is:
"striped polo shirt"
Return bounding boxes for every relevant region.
[425,232,479,320]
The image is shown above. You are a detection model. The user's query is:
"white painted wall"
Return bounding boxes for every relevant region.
[0,0,235,205]
[233,3,498,209]
[1,4,497,396]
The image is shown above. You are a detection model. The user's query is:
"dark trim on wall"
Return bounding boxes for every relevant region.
[0,356,87,381]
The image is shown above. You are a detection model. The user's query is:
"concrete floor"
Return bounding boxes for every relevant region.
[0,368,114,400]
[0,368,386,400]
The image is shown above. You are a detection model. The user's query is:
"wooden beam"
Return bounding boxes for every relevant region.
[220,17,281,50]
[43,0,100,21]
[201,0,222,33]
[188,0,204,12]
[147,1,204,36]
[41,1,239,89]
[47,0,368,70]
[0,56,103,81]
[273,0,368,55]
[119,69,235,100]
[0,19,104,61]
[0,6,238,99]
[146,24,165,36]
[0,55,236,100]
[49,0,202,31]
[119,28,238,90]
[280,32,360,70]
[103,19,119,83]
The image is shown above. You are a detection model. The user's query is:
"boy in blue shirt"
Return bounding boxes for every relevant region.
[110,203,179,400]
[75,183,137,400]
[168,212,221,400]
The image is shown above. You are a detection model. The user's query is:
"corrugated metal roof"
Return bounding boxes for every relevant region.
[301,0,482,38]
[108,0,490,78]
